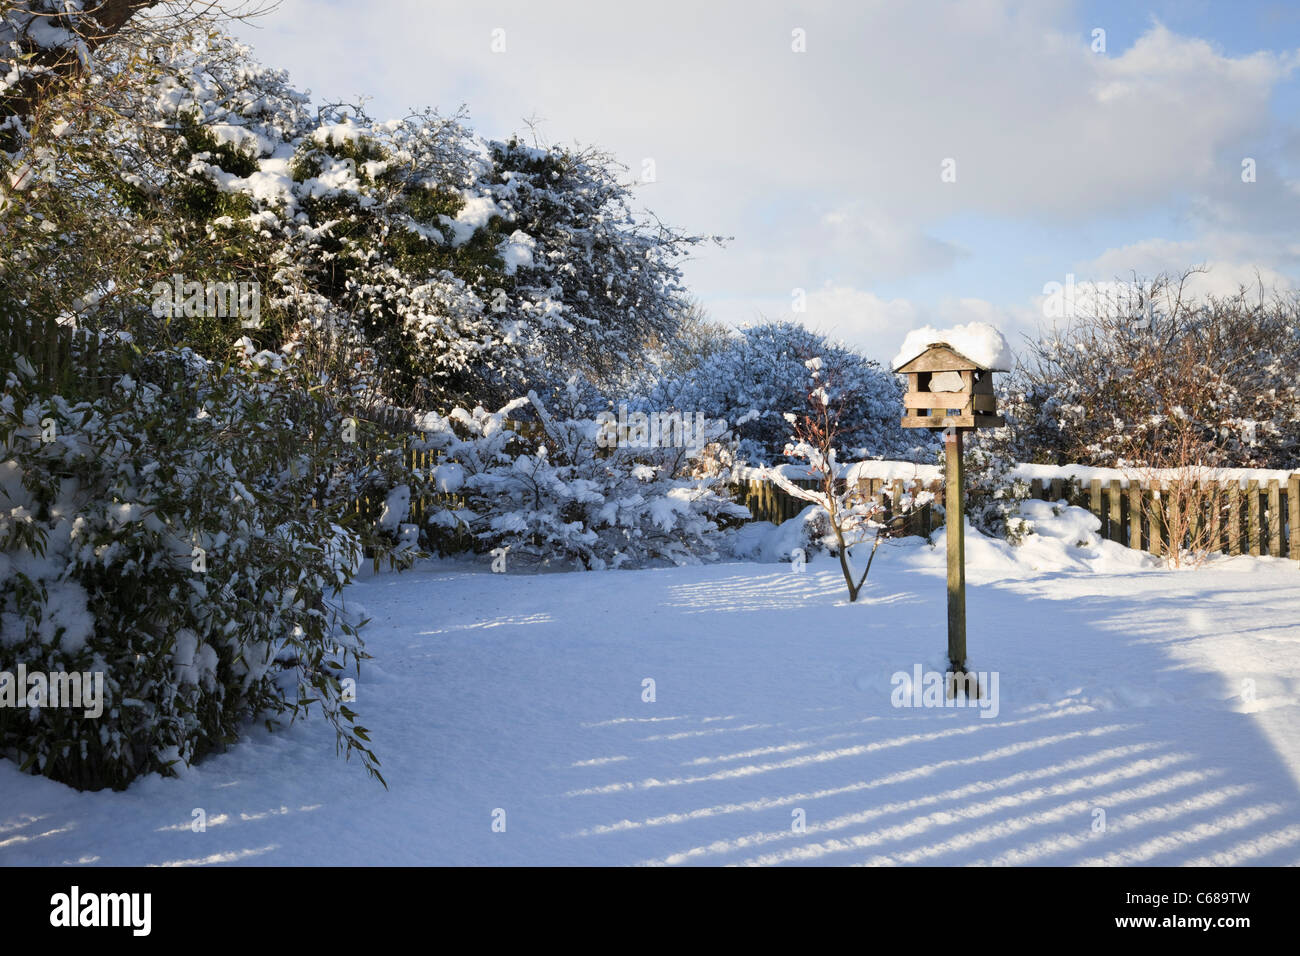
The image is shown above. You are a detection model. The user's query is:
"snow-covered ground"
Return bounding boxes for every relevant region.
[4,525,1300,866]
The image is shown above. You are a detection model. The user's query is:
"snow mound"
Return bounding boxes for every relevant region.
[892,322,1011,371]
[908,502,1156,583]
[377,485,410,531]
[1019,499,1101,547]
[730,505,825,563]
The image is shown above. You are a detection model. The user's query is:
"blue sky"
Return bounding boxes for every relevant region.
[231,0,1300,364]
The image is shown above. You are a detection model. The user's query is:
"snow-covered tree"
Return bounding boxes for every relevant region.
[647,321,927,466]
[2,23,714,412]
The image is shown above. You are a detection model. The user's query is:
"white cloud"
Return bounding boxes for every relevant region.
[228,2,1300,341]
[719,282,1039,367]
[1077,237,1297,298]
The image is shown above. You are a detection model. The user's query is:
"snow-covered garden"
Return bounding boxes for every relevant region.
[3,2,1300,876]
[5,523,1300,866]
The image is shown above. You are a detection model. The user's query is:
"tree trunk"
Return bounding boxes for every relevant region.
[1,1,161,136]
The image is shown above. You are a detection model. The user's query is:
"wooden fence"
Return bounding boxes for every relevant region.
[732,474,944,538]
[733,470,1300,560]
[1021,474,1300,560]
[1,313,124,400]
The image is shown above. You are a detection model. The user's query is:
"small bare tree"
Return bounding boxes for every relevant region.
[765,358,913,601]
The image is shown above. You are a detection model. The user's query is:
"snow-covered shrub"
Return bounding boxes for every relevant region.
[1017,500,1102,549]
[414,392,748,569]
[0,343,395,790]
[729,504,830,563]
[945,429,1034,544]
[648,321,929,466]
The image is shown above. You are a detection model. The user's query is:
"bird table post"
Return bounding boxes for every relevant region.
[894,336,1007,680]
[944,427,966,670]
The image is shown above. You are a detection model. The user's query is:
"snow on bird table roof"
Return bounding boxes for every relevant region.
[891,322,1011,372]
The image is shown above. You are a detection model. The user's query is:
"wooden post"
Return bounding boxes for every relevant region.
[1289,474,1300,561]
[944,430,966,671]
[1090,478,1103,533]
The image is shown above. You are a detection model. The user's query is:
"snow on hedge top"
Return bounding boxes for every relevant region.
[891,322,1011,372]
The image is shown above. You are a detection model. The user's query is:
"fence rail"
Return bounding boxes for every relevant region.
[731,474,943,538]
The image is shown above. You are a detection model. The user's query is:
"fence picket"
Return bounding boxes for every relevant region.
[1128,482,1142,550]
[1108,479,1122,543]
[1149,482,1164,556]
[1228,484,1241,556]
[1247,479,1261,557]
[1268,479,1282,557]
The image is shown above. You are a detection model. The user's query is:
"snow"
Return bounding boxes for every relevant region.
[736,461,942,484]
[3,533,1299,866]
[498,230,536,274]
[1011,462,1299,488]
[741,459,1299,489]
[201,151,297,209]
[892,322,1011,372]
[431,462,465,494]
[444,193,502,246]
[1019,500,1102,547]
[311,120,365,147]
[377,485,410,532]
[172,630,218,688]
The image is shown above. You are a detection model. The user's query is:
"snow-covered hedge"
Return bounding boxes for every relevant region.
[0,345,393,790]
[414,391,749,569]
